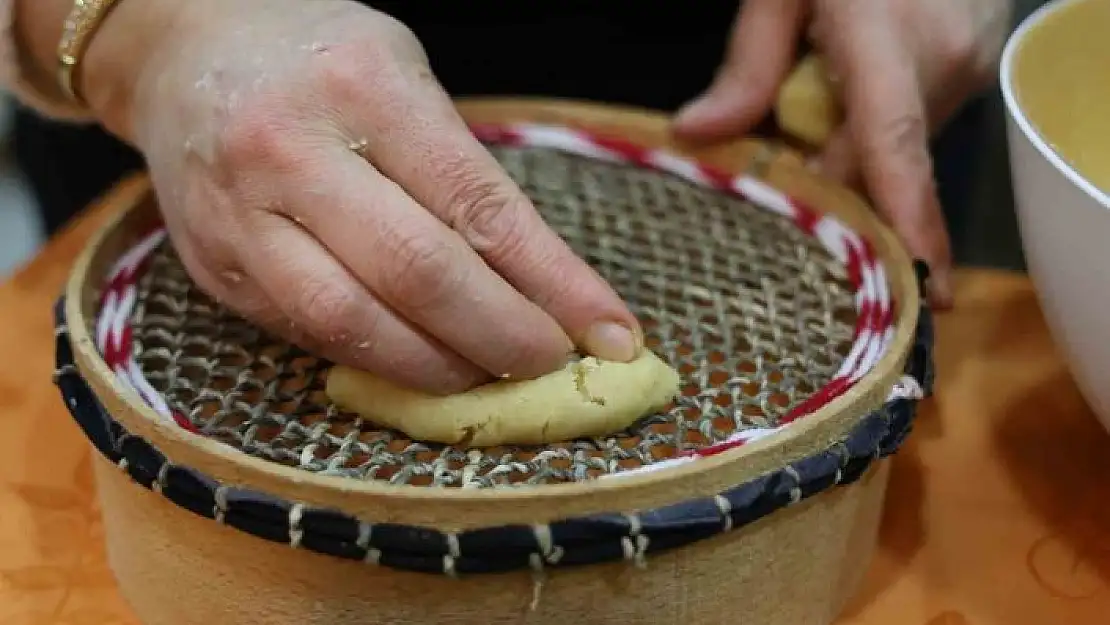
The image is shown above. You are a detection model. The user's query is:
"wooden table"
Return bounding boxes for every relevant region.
[2,204,1109,625]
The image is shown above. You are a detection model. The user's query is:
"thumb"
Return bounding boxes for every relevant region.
[673,0,807,142]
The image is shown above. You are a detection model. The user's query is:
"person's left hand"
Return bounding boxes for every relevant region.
[672,0,1014,309]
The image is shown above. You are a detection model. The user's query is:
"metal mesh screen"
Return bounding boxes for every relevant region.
[131,145,858,487]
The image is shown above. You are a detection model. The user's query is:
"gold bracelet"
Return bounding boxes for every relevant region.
[56,0,124,105]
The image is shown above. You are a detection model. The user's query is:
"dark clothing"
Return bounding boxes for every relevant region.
[13,3,983,240]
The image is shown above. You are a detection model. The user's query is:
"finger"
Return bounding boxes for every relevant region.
[671,0,808,141]
[819,6,954,308]
[335,66,644,363]
[169,218,489,393]
[274,146,579,382]
[237,210,492,395]
[811,124,861,189]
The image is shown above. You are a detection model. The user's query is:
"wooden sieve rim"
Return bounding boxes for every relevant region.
[63,98,920,530]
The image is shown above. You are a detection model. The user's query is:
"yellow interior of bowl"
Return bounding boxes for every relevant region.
[1011,0,1110,193]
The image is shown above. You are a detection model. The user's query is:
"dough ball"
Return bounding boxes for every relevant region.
[775,53,841,148]
[325,351,682,447]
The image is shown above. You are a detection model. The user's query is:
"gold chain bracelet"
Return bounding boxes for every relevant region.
[57,0,123,105]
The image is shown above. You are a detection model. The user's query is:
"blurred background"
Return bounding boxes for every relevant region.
[0,0,1046,279]
[0,96,42,277]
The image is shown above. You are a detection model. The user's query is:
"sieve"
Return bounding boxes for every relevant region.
[55,99,933,625]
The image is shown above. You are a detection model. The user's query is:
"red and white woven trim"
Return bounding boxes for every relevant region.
[95,226,201,434]
[93,122,917,475]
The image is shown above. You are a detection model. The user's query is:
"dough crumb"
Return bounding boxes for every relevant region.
[572,358,607,406]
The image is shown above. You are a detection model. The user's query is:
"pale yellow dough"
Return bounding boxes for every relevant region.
[325,351,682,447]
[775,53,840,148]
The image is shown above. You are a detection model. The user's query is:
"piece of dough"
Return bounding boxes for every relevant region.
[775,53,841,148]
[325,351,682,447]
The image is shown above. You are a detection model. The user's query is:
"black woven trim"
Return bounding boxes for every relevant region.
[52,264,933,575]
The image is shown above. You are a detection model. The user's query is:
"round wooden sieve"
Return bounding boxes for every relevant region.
[55,99,932,625]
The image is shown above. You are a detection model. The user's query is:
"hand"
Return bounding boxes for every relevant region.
[673,0,1014,308]
[80,0,642,394]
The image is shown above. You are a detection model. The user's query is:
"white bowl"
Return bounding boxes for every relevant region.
[1001,0,1110,431]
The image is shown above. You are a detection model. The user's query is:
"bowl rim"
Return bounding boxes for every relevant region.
[62,98,922,529]
[1000,0,1110,210]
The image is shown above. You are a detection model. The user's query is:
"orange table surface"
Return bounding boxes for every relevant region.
[2,202,1109,625]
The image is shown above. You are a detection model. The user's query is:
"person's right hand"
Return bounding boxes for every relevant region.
[80,0,642,394]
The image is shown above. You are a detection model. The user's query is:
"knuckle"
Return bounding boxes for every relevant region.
[294,279,358,333]
[218,107,301,173]
[316,59,371,103]
[523,263,578,311]
[363,15,431,71]
[441,168,531,256]
[870,114,928,156]
[378,234,460,309]
[373,13,420,48]
[311,43,407,105]
[938,22,978,64]
[309,36,425,107]
[933,27,980,81]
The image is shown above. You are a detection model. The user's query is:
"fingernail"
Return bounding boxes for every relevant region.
[583,322,640,363]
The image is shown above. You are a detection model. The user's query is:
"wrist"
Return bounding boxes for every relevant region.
[77,0,190,141]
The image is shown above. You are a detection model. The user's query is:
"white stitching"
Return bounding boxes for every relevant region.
[288,503,305,548]
[714,494,733,532]
[299,444,318,468]
[152,462,170,494]
[528,553,547,611]
[213,486,229,523]
[831,442,846,484]
[783,466,803,503]
[356,521,372,549]
[442,554,457,578]
[533,524,563,564]
[444,533,461,576]
[622,513,648,568]
[356,522,381,565]
[445,532,460,559]
[52,364,77,381]
[364,547,382,565]
[625,513,642,536]
[533,525,553,556]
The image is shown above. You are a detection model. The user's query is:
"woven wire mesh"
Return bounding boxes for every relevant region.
[131,144,858,487]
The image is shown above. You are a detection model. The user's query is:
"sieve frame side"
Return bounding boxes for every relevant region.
[63,98,921,531]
